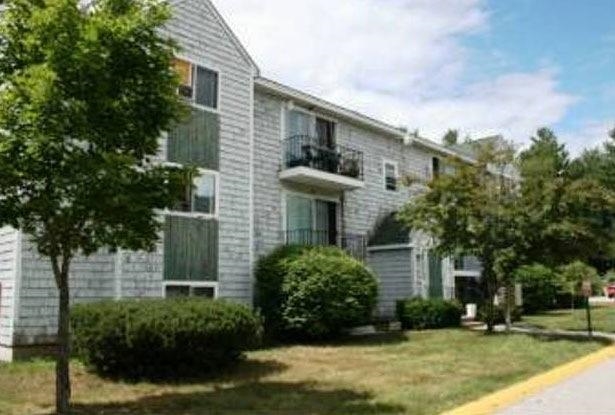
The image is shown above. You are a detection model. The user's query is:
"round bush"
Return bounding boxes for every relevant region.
[254,245,313,337]
[281,250,378,340]
[395,297,463,329]
[71,298,263,380]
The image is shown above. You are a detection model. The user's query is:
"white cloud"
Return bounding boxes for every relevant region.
[559,120,615,157]
[215,0,577,146]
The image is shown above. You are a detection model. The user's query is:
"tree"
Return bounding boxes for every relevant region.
[0,1,187,413]
[398,140,525,332]
[399,128,615,332]
[442,129,459,146]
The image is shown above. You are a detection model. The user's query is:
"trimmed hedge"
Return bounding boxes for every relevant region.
[71,298,263,380]
[396,298,463,330]
[255,245,377,340]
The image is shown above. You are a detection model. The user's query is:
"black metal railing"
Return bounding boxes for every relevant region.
[282,229,367,260]
[284,135,364,180]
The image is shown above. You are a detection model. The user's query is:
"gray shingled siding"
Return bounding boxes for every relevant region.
[14,238,117,345]
[337,126,434,236]
[253,90,438,249]
[253,91,284,258]
[0,227,17,352]
[166,0,254,302]
[367,248,413,318]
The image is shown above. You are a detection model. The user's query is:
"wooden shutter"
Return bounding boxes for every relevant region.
[164,216,218,281]
[167,109,219,169]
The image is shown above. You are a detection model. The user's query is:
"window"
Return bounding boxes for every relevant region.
[384,161,398,191]
[173,170,217,215]
[173,58,219,110]
[165,283,216,299]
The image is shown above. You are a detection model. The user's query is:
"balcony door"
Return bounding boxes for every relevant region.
[286,195,337,246]
[316,117,336,149]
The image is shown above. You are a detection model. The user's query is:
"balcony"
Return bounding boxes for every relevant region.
[283,229,367,260]
[280,135,365,191]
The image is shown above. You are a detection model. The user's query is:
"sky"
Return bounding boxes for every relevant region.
[215,0,614,154]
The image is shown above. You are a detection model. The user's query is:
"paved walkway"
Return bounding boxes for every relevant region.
[497,356,615,414]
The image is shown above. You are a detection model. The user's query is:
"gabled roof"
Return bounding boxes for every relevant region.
[170,0,260,75]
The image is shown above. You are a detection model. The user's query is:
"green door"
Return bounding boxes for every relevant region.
[428,252,443,298]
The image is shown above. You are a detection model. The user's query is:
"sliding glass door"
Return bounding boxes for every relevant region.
[286,195,337,246]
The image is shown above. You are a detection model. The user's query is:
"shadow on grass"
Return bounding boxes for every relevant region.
[89,358,289,386]
[62,382,405,415]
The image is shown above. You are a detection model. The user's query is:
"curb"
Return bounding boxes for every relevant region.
[440,345,615,415]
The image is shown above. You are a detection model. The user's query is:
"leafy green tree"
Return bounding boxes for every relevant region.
[442,129,459,146]
[0,0,186,412]
[399,140,525,332]
[399,129,615,332]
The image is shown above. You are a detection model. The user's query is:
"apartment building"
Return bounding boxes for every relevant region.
[0,0,481,361]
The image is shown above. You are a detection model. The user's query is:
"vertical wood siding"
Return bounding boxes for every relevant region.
[164,216,218,281]
[168,109,220,170]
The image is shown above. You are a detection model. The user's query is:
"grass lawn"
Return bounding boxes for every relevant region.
[522,304,615,334]
[0,329,604,415]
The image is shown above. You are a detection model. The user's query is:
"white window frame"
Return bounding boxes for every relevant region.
[162,281,219,298]
[383,159,399,192]
[175,54,221,114]
[162,163,220,220]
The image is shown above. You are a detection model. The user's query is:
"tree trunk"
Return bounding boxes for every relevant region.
[504,283,513,333]
[55,267,71,415]
[485,274,496,333]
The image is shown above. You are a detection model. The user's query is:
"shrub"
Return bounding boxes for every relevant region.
[559,261,602,295]
[71,298,263,380]
[514,264,561,314]
[605,270,615,284]
[254,245,313,337]
[395,298,463,330]
[281,249,378,340]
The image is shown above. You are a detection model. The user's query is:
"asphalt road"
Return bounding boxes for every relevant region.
[498,357,615,415]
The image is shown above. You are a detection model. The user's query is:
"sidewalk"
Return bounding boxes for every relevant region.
[444,324,615,415]
[497,356,615,414]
